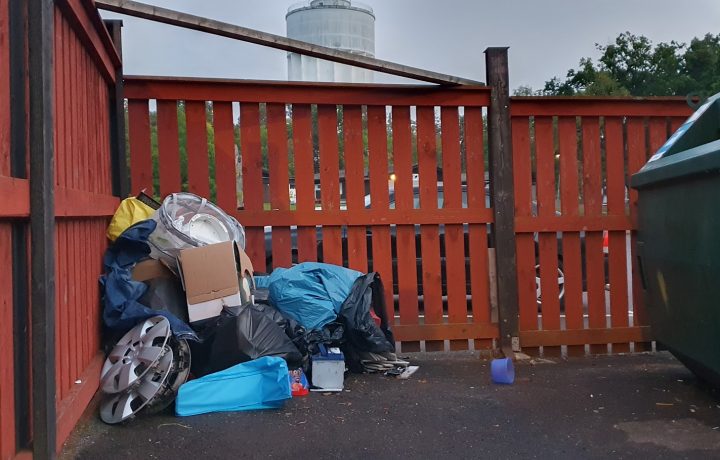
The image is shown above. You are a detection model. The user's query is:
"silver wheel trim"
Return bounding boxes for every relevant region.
[100,316,171,394]
[100,347,174,424]
[143,337,192,415]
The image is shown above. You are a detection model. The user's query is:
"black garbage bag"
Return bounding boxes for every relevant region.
[252,302,298,335]
[138,276,190,324]
[338,273,395,371]
[292,321,345,359]
[203,304,303,375]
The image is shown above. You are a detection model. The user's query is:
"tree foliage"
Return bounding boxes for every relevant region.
[542,32,720,97]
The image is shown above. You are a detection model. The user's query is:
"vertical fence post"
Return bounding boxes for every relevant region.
[104,19,129,198]
[485,47,519,355]
[28,0,56,457]
[9,0,31,450]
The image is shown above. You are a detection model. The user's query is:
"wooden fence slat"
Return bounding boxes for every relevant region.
[342,106,367,271]
[63,17,72,189]
[417,106,443,351]
[0,226,15,458]
[605,117,630,353]
[54,9,64,187]
[212,102,237,213]
[440,107,468,351]
[464,108,493,350]
[648,117,668,159]
[88,61,96,193]
[0,5,9,178]
[157,100,181,197]
[581,117,606,354]
[240,103,267,271]
[292,105,317,264]
[185,100,211,198]
[267,103,292,269]
[558,116,584,356]
[367,106,394,317]
[70,221,79,391]
[53,226,62,399]
[512,117,538,355]
[63,224,72,397]
[535,116,561,357]
[127,99,153,193]
[627,117,650,350]
[82,220,91,370]
[79,43,88,195]
[392,106,419,351]
[72,32,80,189]
[318,105,342,266]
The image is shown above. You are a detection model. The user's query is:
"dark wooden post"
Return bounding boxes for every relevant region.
[485,47,519,356]
[104,19,129,198]
[9,0,32,450]
[28,0,56,457]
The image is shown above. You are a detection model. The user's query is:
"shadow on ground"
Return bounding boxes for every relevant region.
[62,352,720,460]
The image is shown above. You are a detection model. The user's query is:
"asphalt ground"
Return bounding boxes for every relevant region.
[61,351,720,460]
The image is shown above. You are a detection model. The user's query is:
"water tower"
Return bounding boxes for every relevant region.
[286,0,375,83]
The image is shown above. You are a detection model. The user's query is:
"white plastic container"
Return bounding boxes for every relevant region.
[310,346,345,391]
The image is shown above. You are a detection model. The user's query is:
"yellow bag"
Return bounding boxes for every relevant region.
[106,197,156,242]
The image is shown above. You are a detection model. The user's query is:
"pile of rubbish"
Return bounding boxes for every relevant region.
[98,191,410,424]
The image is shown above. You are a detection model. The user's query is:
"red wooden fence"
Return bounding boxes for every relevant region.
[124,77,499,351]
[53,1,120,450]
[0,1,120,457]
[124,79,694,357]
[510,97,691,355]
[0,2,17,457]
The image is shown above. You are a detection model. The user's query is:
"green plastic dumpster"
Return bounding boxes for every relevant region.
[631,93,720,386]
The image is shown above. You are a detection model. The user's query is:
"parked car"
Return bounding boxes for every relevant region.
[264,184,609,308]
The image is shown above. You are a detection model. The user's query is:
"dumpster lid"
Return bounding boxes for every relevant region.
[632,92,720,189]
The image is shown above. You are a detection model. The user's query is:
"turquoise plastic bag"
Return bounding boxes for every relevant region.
[176,356,291,416]
[268,262,362,330]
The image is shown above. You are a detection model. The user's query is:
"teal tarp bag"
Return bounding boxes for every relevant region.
[176,356,291,416]
[267,262,362,330]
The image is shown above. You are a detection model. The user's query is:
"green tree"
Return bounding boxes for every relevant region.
[543,32,720,97]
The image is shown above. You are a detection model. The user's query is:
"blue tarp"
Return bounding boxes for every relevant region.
[176,356,291,416]
[99,220,198,341]
[267,262,362,330]
[254,275,271,289]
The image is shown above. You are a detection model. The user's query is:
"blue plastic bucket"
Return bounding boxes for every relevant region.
[491,358,515,384]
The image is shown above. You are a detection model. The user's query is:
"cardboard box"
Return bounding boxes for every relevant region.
[177,241,254,323]
[132,259,176,282]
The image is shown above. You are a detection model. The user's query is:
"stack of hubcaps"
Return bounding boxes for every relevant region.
[99,316,191,424]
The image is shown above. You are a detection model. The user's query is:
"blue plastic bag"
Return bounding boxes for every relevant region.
[176,356,291,416]
[267,263,362,330]
[100,220,198,341]
[254,275,271,289]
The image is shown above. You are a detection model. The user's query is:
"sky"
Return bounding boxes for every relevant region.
[101,0,720,90]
